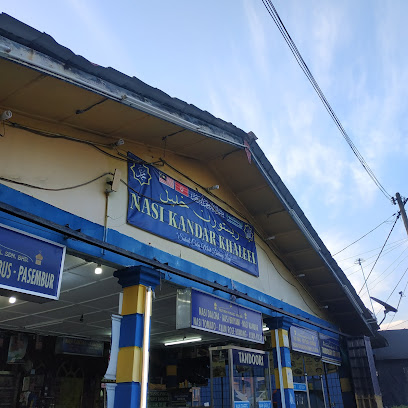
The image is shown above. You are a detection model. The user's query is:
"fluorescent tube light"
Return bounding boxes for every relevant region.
[164,337,202,346]
[140,287,152,408]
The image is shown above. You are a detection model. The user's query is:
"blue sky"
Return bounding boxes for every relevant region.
[2,0,408,330]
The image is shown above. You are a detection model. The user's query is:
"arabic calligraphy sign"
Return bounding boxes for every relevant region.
[127,153,259,276]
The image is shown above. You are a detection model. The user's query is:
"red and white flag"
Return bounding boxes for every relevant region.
[175,181,189,197]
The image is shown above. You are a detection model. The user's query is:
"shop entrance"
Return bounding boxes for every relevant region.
[209,346,272,408]
[291,352,344,408]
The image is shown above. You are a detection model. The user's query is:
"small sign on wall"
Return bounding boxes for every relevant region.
[0,224,65,300]
[290,326,321,357]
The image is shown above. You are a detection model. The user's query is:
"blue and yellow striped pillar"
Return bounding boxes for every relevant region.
[113,265,161,408]
[269,318,296,408]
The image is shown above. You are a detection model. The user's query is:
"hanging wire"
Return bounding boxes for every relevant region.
[385,318,408,330]
[355,258,375,314]
[385,267,408,303]
[386,280,408,330]
[340,237,407,264]
[358,214,400,294]
[260,0,392,201]
[359,249,408,297]
[333,214,397,256]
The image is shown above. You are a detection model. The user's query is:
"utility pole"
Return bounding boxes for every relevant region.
[355,258,376,315]
[395,192,408,236]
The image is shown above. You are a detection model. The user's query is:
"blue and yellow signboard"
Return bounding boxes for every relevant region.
[0,224,65,300]
[127,153,259,276]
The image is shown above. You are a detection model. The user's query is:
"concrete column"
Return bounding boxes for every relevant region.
[268,318,296,408]
[113,265,161,408]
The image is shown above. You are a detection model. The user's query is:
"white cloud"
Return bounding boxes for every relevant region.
[243,1,270,79]
[380,319,408,331]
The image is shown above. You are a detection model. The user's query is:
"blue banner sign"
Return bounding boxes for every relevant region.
[127,153,259,276]
[191,289,264,343]
[55,337,104,357]
[258,402,272,408]
[320,334,341,365]
[0,224,65,300]
[293,383,307,392]
[232,348,268,367]
[290,326,321,357]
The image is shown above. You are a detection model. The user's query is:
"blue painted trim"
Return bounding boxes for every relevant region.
[280,347,292,366]
[0,183,339,333]
[114,382,141,408]
[282,388,296,408]
[271,347,292,369]
[119,314,144,348]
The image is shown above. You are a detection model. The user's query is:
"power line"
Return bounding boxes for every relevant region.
[358,214,400,294]
[333,214,397,256]
[386,283,408,330]
[386,266,408,303]
[260,0,392,201]
[385,318,408,330]
[0,173,113,191]
[343,223,404,277]
[339,237,407,263]
[355,258,375,314]
[359,250,408,297]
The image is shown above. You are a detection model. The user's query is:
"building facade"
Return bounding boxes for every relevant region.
[0,14,382,408]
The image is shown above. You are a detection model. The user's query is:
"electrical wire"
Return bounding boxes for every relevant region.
[339,237,408,263]
[261,0,392,201]
[385,318,408,330]
[0,173,113,191]
[7,121,113,148]
[386,279,408,329]
[343,235,406,277]
[385,266,408,303]
[359,250,408,297]
[357,214,400,294]
[5,119,263,242]
[332,214,397,256]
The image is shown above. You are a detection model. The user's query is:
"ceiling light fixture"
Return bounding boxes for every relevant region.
[9,296,16,304]
[262,324,270,332]
[164,337,202,346]
[206,185,219,191]
[95,264,103,275]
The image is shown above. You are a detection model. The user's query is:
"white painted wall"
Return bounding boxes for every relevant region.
[0,116,326,320]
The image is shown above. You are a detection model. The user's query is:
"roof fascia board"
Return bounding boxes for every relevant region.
[0,35,244,149]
